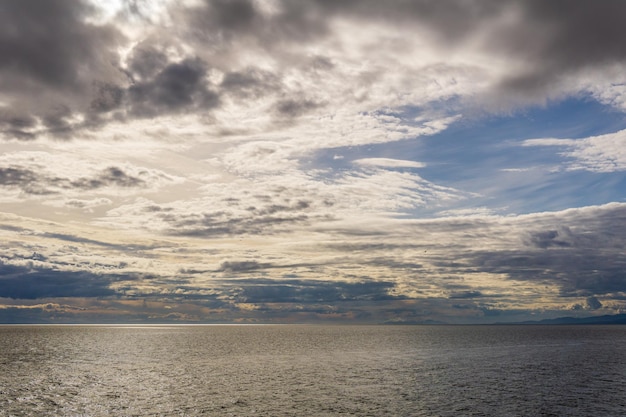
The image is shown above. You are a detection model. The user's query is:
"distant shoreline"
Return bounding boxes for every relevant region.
[2,314,626,326]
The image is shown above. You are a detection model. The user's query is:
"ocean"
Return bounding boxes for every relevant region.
[1,324,625,416]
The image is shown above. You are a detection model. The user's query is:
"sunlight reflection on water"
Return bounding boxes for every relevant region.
[1,325,625,416]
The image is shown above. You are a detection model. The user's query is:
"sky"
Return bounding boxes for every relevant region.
[1,0,626,324]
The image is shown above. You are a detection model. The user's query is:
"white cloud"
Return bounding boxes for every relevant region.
[353,158,425,169]
[524,129,626,172]
[96,165,465,236]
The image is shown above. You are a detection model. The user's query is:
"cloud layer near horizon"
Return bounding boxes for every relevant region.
[1,0,626,323]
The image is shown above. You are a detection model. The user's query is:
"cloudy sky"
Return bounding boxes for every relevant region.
[1,0,626,324]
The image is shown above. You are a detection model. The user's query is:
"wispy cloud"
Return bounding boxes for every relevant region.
[524,129,626,172]
[353,158,426,169]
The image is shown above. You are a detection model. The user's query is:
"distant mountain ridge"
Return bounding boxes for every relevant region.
[514,313,626,325]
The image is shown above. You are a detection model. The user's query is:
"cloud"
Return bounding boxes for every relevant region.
[231,278,399,304]
[307,202,626,314]
[97,164,464,237]
[274,98,323,118]
[0,1,120,88]
[49,197,113,212]
[0,165,149,195]
[1,0,625,324]
[436,207,498,217]
[436,203,626,299]
[3,201,626,322]
[219,67,281,98]
[0,0,125,138]
[127,57,220,117]
[164,0,626,137]
[524,129,626,172]
[0,262,127,299]
[320,0,626,109]
[448,290,484,300]
[527,228,573,249]
[585,296,603,310]
[491,1,626,104]
[176,0,626,111]
[0,167,45,194]
[38,231,155,252]
[73,166,147,189]
[217,260,271,273]
[0,151,181,201]
[353,158,425,169]
[3,0,624,141]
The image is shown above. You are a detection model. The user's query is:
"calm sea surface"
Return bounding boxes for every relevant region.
[1,325,625,416]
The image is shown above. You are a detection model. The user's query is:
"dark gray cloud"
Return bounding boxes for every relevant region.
[128,58,219,117]
[90,82,125,113]
[0,0,125,138]
[230,278,399,304]
[527,229,573,249]
[306,0,626,100]
[494,0,626,96]
[0,167,48,194]
[450,205,626,298]
[186,0,259,37]
[0,1,222,138]
[213,260,326,276]
[220,68,281,99]
[217,260,270,273]
[0,0,121,90]
[191,0,626,108]
[0,165,147,195]
[584,296,603,310]
[448,290,484,300]
[170,213,311,237]
[274,98,322,118]
[71,167,146,189]
[365,258,423,271]
[183,0,328,46]
[0,111,39,140]
[126,44,169,81]
[0,224,28,233]
[154,198,324,237]
[40,232,155,251]
[2,0,624,139]
[0,262,128,299]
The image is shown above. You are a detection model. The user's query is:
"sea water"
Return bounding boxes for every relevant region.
[1,325,625,416]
